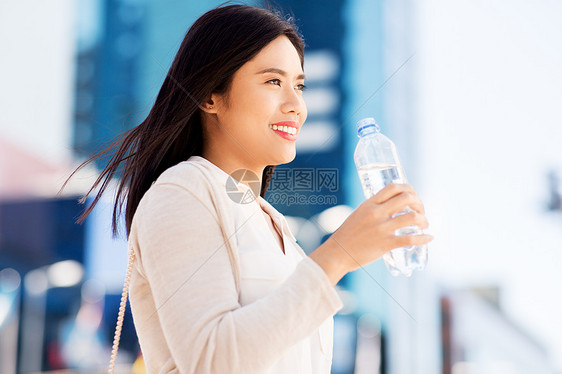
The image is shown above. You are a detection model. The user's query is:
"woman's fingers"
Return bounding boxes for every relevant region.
[327,182,433,273]
[392,233,434,249]
[384,211,429,231]
[369,183,417,205]
[381,190,425,216]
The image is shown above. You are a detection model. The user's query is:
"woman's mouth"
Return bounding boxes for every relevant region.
[269,122,298,141]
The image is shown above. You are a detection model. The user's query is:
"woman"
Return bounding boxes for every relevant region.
[65,3,433,373]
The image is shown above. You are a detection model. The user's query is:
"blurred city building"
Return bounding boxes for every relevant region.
[441,288,552,374]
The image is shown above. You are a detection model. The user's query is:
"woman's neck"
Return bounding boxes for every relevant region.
[201,150,265,192]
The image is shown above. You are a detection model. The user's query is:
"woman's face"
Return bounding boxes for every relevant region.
[203,35,307,172]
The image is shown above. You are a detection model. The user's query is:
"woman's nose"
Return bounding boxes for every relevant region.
[280,86,306,117]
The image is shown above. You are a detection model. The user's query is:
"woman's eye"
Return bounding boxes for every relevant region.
[266,79,307,92]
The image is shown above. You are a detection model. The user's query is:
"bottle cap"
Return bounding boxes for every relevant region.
[356,117,380,134]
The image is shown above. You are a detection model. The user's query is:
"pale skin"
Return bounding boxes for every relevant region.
[200,35,434,286]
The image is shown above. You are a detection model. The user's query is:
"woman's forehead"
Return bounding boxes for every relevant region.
[241,37,304,77]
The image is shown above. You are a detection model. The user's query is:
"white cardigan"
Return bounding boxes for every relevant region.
[128,155,344,373]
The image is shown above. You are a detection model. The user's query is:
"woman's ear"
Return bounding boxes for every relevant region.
[199,94,220,114]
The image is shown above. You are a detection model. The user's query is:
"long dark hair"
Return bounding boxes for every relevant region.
[61,2,305,238]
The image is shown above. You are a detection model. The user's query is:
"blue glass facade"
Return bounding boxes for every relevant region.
[73,0,146,167]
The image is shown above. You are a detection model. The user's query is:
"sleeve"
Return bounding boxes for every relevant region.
[134,182,344,373]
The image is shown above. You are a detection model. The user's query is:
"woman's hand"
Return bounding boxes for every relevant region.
[309,183,434,285]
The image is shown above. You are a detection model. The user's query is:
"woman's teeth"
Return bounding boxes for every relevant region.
[269,124,297,135]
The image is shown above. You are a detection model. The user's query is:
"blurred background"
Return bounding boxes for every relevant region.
[1,0,561,373]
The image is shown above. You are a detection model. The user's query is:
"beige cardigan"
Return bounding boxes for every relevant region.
[128,157,344,373]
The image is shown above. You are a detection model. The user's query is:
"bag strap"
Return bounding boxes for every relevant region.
[108,246,136,374]
[107,161,243,372]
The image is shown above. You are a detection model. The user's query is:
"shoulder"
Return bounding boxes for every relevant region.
[134,160,220,225]
[155,160,212,193]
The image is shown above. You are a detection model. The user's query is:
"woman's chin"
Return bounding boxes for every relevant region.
[270,149,296,165]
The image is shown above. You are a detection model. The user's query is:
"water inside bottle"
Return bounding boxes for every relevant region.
[357,162,404,198]
[357,162,428,276]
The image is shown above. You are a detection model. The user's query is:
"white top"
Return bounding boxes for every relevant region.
[128,155,343,373]
[193,156,336,373]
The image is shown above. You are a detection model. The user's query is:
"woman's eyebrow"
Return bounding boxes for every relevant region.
[256,67,306,80]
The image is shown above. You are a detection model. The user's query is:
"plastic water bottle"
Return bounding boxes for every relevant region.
[354,117,428,277]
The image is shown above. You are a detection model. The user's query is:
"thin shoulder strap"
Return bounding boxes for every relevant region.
[108,246,136,374]
[107,161,243,373]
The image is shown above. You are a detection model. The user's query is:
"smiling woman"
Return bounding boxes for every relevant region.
[200,34,308,175]
[60,2,432,374]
